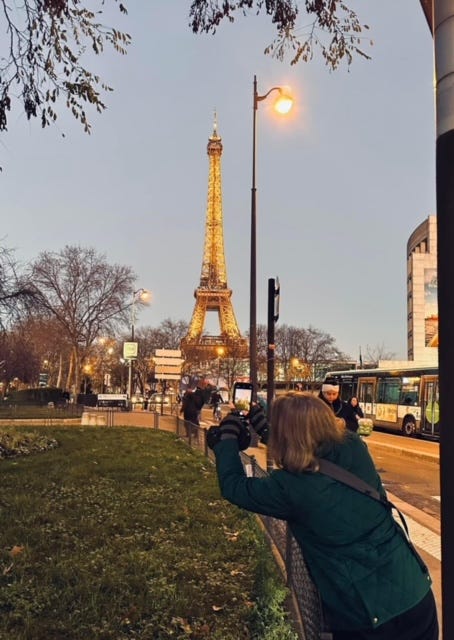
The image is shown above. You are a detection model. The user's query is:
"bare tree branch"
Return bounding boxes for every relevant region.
[0,0,130,135]
[189,0,372,69]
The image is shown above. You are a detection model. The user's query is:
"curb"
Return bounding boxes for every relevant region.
[366,440,439,466]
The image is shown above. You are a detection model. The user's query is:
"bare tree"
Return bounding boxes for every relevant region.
[0,0,129,138]
[29,245,136,394]
[276,324,350,382]
[133,325,172,395]
[0,328,41,391]
[158,318,190,350]
[365,343,397,367]
[189,0,372,70]
[0,245,38,327]
[10,315,72,388]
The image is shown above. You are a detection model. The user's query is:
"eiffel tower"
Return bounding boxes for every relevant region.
[181,118,248,359]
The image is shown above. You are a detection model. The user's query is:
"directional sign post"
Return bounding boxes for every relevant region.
[153,349,183,414]
[154,349,183,381]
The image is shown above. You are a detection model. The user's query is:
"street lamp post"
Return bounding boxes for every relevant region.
[250,75,293,400]
[83,363,92,395]
[127,288,151,402]
[216,346,225,387]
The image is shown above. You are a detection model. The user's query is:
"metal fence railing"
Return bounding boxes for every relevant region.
[117,410,327,640]
[0,403,84,422]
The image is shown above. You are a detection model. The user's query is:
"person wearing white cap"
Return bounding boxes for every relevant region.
[319,377,358,433]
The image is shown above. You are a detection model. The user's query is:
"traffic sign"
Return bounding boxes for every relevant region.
[155,365,181,374]
[154,348,183,380]
[123,342,138,359]
[39,372,49,387]
[157,374,182,380]
[155,349,182,358]
[154,357,184,366]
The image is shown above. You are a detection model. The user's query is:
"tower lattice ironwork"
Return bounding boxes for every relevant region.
[181,120,248,358]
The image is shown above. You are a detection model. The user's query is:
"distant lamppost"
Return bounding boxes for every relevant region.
[216,346,225,386]
[83,363,92,395]
[127,288,151,401]
[102,346,114,393]
[250,75,293,399]
[119,358,126,393]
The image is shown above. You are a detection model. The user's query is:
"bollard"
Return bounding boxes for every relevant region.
[96,414,107,426]
[81,412,90,426]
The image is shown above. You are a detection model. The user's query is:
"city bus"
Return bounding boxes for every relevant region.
[96,393,129,411]
[324,366,439,438]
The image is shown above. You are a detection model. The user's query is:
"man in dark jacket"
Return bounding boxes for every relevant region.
[319,377,359,433]
[180,388,203,438]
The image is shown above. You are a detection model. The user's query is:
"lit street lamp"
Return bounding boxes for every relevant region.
[250,75,293,400]
[127,288,151,401]
[83,363,92,395]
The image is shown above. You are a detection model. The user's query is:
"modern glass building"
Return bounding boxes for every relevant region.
[407,215,438,364]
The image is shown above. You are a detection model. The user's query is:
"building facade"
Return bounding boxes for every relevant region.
[406,215,438,364]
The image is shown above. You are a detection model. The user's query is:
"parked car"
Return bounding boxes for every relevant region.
[130,394,144,409]
[148,393,172,410]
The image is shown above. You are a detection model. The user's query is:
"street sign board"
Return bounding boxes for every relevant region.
[154,348,183,380]
[123,342,138,359]
[157,374,182,380]
[39,372,49,387]
[155,365,182,373]
[153,357,184,366]
[155,349,182,358]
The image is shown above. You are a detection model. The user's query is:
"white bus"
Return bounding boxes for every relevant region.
[324,366,439,438]
[96,393,129,411]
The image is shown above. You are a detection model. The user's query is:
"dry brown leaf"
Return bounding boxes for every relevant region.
[172,616,192,633]
[10,545,24,557]
[194,623,211,636]
[223,528,239,541]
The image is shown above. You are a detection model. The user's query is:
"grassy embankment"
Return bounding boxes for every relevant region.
[0,426,297,640]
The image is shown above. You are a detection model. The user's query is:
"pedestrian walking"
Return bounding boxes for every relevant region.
[349,396,364,419]
[319,377,359,432]
[208,392,438,640]
[180,387,204,438]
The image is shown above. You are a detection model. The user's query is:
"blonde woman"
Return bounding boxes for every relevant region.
[210,392,438,640]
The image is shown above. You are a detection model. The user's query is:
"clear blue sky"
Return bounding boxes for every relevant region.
[1,1,435,361]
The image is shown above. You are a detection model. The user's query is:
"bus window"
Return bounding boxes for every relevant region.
[336,376,355,401]
[359,382,374,404]
[399,377,420,405]
[377,378,401,404]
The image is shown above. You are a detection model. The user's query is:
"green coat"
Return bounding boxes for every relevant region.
[213,432,432,631]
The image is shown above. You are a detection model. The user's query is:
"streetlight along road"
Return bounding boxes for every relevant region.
[249,75,293,400]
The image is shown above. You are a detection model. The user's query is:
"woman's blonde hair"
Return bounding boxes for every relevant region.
[268,392,345,473]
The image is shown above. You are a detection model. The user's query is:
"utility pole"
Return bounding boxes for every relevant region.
[266,277,280,473]
[433,3,454,638]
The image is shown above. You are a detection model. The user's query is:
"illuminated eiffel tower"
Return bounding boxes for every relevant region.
[181,118,248,359]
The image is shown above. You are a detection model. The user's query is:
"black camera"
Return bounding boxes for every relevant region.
[206,413,252,451]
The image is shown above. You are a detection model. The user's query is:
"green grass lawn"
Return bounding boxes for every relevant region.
[0,426,297,640]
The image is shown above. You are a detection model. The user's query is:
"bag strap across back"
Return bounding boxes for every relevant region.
[316,458,428,574]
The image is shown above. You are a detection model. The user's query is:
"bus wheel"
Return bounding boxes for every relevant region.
[402,418,416,437]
